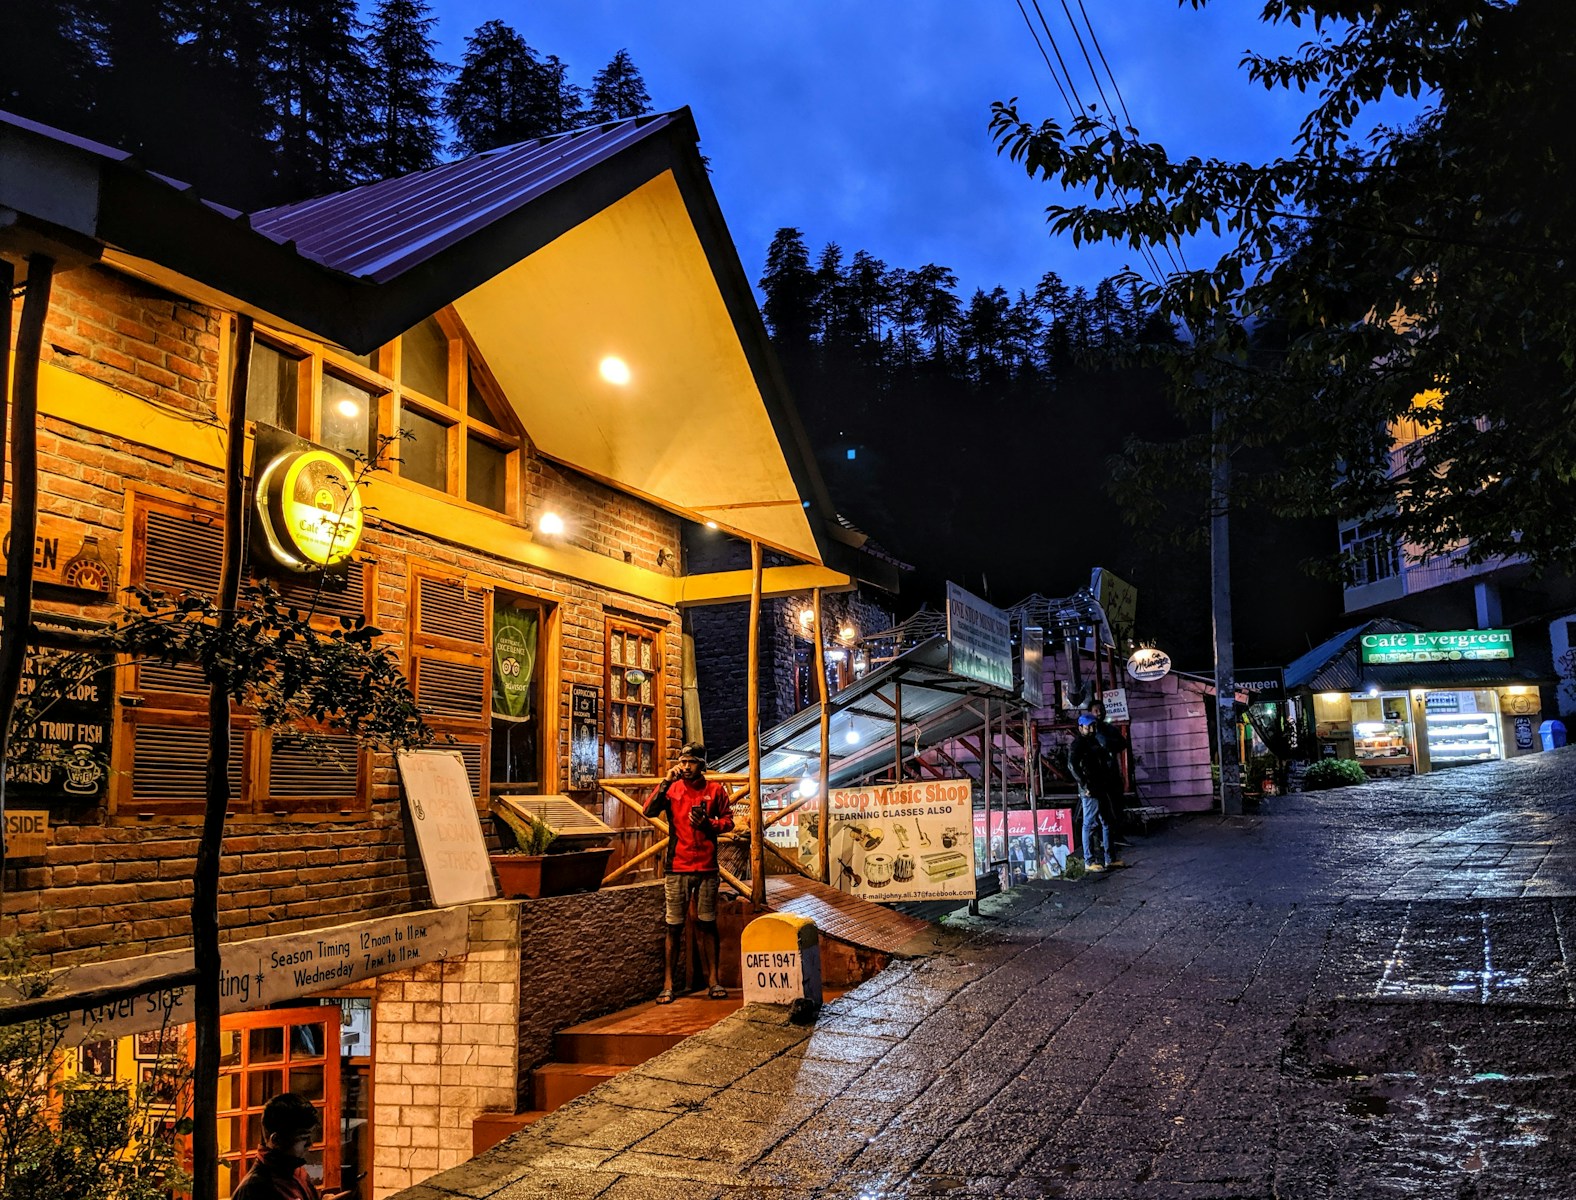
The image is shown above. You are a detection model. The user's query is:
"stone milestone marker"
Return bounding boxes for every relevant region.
[740,913,822,1016]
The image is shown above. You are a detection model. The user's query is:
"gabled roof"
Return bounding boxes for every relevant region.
[0,108,893,584]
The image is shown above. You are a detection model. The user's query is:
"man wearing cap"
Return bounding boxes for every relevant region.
[1069,713,1125,873]
[643,742,735,1002]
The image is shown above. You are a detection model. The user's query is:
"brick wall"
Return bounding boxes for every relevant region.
[371,903,520,1197]
[4,264,693,973]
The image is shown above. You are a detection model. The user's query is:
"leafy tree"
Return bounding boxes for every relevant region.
[586,48,652,123]
[990,0,1576,572]
[444,19,546,153]
[365,0,448,178]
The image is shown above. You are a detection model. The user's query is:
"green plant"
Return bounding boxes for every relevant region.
[0,938,190,1200]
[494,806,557,856]
[1302,758,1368,791]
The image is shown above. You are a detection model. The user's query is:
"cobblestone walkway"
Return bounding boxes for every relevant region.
[398,748,1576,1199]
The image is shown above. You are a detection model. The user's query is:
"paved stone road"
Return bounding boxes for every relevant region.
[400,748,1576,1199]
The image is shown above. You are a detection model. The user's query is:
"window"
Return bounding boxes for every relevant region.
[408,572,491,799]
[119,493,372,818]
[243,311,520,515]
[1340,521,1401,588]
[605,619,661,776]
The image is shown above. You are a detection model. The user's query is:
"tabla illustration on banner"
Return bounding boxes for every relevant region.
[804,780,978,902]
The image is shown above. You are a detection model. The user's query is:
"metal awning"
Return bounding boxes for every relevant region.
[712,637,1027,794]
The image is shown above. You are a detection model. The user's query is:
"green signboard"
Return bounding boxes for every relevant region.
[1359,629,1513,665]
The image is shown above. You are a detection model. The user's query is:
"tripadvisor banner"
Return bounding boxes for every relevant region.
[798,780,977,903]
[492,607,538,719]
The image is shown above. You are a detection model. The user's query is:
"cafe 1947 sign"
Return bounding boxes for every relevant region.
[1360,629,1513,665]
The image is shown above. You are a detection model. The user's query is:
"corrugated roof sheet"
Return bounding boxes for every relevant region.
[246,113,684,283]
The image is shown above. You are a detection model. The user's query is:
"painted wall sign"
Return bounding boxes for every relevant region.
[1127,646,1173,682]
[945,582,1013,690]
[814,779,977,903]
[254,442,365,572]
[6,639,113,804]
[569,683,600,790]
[3,810,50,857]
[1233,667,1286,703]
[395,750,497,908]
[35,907,469,1046]
[0,505,119,598]
[1515,716,1535,750]
[1360,629,1513,664]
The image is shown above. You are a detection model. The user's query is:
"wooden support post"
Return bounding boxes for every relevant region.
[0,257,13,506]
[747,540,764,906]
[0,255,52,881]
[813,588,830,883]
[1025,713,1041,878]
[893,678,904,782]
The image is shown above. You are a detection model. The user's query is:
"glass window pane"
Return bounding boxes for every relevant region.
[219,1029,242,1067]
[247,341,298,430]
[401,317,449,402]
[289,1065,326,1096]
[321,375,377,459]
[467,362,493,422]
[246,1069,283,1106]
[249,1027,284,1063]
[290,1023,326,1058]
[466,435,508,511]
[400,406,449,491]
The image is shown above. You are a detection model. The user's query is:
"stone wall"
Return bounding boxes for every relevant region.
[371,903,521,1199]
[514,881,666,1087]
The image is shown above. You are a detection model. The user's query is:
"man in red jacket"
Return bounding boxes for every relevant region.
[233,1093,350,1200]
[643,742,735,1002]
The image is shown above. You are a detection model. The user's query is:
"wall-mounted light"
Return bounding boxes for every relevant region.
[705,520,719,530]
[336,398,362,418]
[599,356,631,386]
[839,624,856,642]
[798,609,814,628]
[538,511,565,536]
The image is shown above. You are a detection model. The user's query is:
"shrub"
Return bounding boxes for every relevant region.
[1302,758,1368,791]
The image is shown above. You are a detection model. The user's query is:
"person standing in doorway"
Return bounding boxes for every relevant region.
[234,1093,350,1200]
[1069,713,1126,872]
[643,742,735,1002]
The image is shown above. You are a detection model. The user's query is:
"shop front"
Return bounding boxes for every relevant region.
[1288,621,1553,776]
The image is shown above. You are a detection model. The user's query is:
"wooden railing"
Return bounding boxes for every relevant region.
[596,773,816,895]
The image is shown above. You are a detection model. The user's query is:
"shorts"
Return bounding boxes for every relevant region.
[664,872,719,925]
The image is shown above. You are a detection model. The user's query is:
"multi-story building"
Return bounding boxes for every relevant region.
[0,106,888,1197]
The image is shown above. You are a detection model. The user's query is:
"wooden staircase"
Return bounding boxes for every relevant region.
[472,991,747,1154]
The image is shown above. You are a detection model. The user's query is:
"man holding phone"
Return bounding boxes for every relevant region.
[643,742,734,1003]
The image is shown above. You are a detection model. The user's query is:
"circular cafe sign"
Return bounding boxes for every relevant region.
[255,448,365,572]
[1127,646,1173,682]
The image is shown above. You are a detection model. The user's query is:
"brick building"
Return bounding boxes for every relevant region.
[0,108,889,1197]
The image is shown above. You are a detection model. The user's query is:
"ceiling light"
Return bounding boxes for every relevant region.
[336,398,361,418]
[798,778,818,799]
[599,356,631,386]
[845,728,860,745]
[705,520,719,530]
[538,511,565,536]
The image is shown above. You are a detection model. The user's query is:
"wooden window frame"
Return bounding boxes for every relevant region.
[113,487,375,823]
[604,617,663,778]
[237,311,524,520]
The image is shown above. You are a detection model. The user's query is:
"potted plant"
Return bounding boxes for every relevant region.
[489,801,614,899]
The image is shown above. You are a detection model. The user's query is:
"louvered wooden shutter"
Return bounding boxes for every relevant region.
[144,510,224,595]
[409,573,491,797]
[266,733,360,803]
[129,721,246,814]
[268,562,367,623]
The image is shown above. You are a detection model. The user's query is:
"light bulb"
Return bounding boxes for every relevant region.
[599,356,631,385]
[538,511,565,536]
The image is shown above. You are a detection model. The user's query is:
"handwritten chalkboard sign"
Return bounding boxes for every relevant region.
[4,631,112,806]
[395,750,497,907]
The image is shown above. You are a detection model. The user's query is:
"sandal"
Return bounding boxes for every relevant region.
[654,989,675,1005]
[708,985,728,1000]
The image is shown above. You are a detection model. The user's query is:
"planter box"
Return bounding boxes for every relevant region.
[490,847,614,899]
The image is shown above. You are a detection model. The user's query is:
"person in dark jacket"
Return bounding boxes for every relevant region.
[642,741,735,1002]
[1068,714,1125,872]
[234,1093,350,1200]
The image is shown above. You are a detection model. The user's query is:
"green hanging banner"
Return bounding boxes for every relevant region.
[492,608,538,719]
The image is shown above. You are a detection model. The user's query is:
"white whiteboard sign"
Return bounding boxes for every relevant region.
[397,750,497,908]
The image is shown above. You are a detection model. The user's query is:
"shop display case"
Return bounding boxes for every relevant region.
[1352,721,1411,761]
[1424,712,1500,766]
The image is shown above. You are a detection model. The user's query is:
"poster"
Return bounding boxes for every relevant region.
[974,808,1076,882]
[5,640,113,805]
[570,684,600,789]
[808,779,977,902]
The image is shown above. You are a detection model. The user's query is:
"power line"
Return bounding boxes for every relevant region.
[1013,0,1073,117]
[1073,0,1134,130]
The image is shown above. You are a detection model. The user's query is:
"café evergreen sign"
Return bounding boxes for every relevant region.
[1360,629,1513,665]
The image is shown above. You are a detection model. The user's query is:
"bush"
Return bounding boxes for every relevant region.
[1302,758,1368,791]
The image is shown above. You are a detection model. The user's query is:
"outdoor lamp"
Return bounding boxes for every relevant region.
[538,511,565,536]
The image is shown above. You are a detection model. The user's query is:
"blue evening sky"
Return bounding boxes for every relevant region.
[426,2,1374,300]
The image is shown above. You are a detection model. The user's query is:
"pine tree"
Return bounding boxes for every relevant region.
[0,0,100,133]
[536,55,586,132]
[759,228,818,351]
[365,0,447,178]
[444,20,546,153]
[586,48,652,123]
[266,0,377,198]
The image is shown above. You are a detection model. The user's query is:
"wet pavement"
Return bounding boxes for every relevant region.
[398,748,1576,1199]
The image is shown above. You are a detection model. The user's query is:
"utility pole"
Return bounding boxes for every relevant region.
[1212,401,1242,815]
